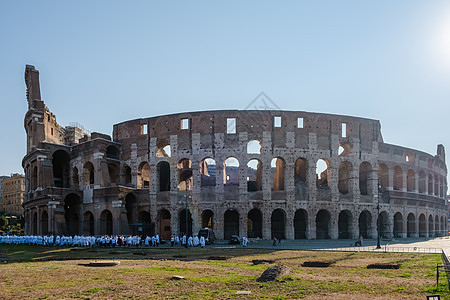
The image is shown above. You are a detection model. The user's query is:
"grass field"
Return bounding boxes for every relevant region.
[0,245,448,299]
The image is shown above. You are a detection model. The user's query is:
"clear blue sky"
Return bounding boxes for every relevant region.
[1,1,450,178]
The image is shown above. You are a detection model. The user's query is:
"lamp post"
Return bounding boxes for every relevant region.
[376,181,381,249]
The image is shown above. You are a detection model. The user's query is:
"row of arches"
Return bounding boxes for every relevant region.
[29,194,448,239]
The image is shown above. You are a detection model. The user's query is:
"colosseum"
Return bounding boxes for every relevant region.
[22,65,448,241]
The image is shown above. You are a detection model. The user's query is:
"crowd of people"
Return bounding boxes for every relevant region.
[0,233,250,248]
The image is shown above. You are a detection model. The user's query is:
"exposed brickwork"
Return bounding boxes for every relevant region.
[22,66,448,240]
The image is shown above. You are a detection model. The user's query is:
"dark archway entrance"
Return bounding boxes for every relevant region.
[359,210,371,239]
[393,212,403,238]
[83,211,95,236]
[338,210,351,239]
[294,209,307,239]
[316,210,330,239]
[64,193,81,235]
[179,209,193,236]
[407,213,416,237]
[138,211,153,236]
[100,210,113,235]
[201,210,214,229]
[271,209,286,239]
[158,210,171,240]
[247,209,262,238]
[41,210,49,235]
[224,209,239,240]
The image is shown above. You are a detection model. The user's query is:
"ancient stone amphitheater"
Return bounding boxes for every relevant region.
[23,65,448,240]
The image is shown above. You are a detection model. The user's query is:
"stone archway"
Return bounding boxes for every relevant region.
[247,209,262,238]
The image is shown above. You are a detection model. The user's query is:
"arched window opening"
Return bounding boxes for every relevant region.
[393,166,403,191]
[247,139,262,154]
[178,159,192,191]
[247,159,262,192]
[157,161,171,191]
[122,165,132,185]
[108,163,119,185]
[434,175,439,196]
[378,164,389,189]
[271,158,285,191]
[428,174,434,195]
[83,162,95,185]
[316,159,330,188]
[106,145,120,160]
[72,167,79,188]
[338,143,353,157]
[156,141,171,158]
[338,161,352,194]
[406,169,415,192]
[52,150,71,188]
[200,158,216,187]
[32,166,38,190]
[418,171,426,193]
[223,157,239,186]
[137,162,150,189]
[359,162,371,195]
[295,158,308,199]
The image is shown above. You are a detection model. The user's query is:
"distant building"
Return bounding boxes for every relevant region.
[1,174,25,216]
[0,175,10,212]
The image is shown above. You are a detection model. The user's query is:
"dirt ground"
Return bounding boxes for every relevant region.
[0,246,447,299]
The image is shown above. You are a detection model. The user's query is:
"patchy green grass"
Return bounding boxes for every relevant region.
[0,245,449,299]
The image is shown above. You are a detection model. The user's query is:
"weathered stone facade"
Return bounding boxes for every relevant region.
[22,65,448,240]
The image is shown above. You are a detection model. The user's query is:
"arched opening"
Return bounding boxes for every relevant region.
[359,162,372,195]
[158,209,171,240]
[407,213,416,237]
[434,175,439,196]
[247,139,262,154]
[338,210,352,239]
[157,161,171,191]
[32,212,37,235]
[100,210,113,235]
[393,212,403,238]
[419,171,426,193]
[316,159,330,188]
[406,169,415,192]
[32,166,38,190]
[428,174,434,195]
[122,165,132,185]
[316,209,331,239]
[72,167,79,187]
[247,159,262,192]
[200,158,216,187]
[224,209,239,239]
[83,211,95,236]
[441,216,445,236]
[137,162,150,189]
[429,215,434,237]
[64,193,81,235]
[338,161,352,194]
[358,210,372,239]
[271,209,286,239]
[108,163,119,185]
[378,164,389,189]
[223,157,239,186]
[435,215,440,236]
[338,143,353,157]
[138,211,153,237]
[52,150,70,188]
[294,209,308,239]
[41,210,48,235]
[294,158,308,199]
[393,166,403,190]
[156,142,171,158]
[201,210,214,229]
[106,145,120,160]
[379,211,389,238]
[247,209,262,238]
[83,162,95,185]
[125,193,137,234]
[177,158,192,191]
[419,214,426,237]
[179,209,193,236]
[271,158,285,191]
